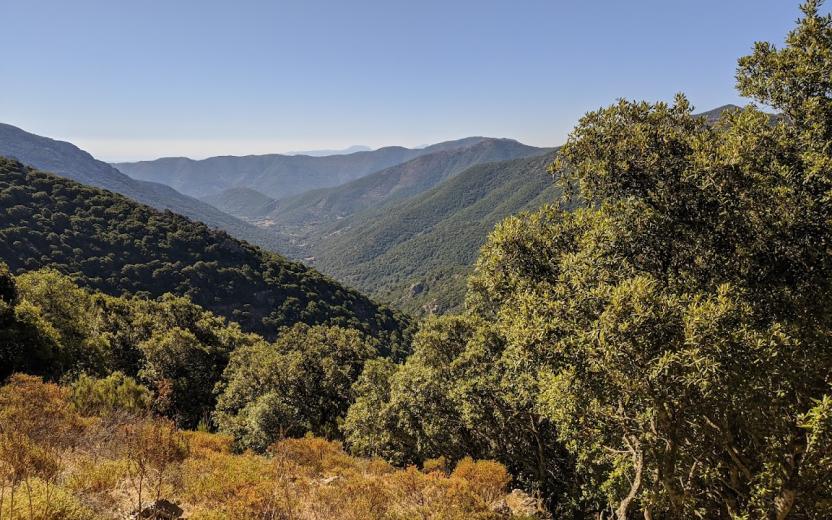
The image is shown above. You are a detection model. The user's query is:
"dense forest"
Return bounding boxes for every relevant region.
[0,158,409,350]
[1,2,832,519]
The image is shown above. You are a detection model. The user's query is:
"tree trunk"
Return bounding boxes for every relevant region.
[8,480,14,520]
[137,474,143,514]
[617,436,644,520]
[773,436,804,520]
[23,480,32,520]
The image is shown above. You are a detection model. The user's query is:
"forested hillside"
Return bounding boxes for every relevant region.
[310,152,560,314]
[0,123,289,252]
[2,3,831,520]
[114,137,495,200]
[0,260,544,519]
[0,158,409,349]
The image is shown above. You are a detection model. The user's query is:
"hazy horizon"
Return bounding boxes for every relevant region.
[2,1,806,161]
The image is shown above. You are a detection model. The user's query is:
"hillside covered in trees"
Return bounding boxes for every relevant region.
[0,260,546,518]
[0,158,409,348]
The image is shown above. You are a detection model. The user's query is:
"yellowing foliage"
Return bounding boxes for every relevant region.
[0,374,542,519]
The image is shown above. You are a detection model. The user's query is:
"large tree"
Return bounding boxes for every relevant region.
[470,3,832,518]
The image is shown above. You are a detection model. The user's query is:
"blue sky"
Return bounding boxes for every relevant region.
[0,1,807,161]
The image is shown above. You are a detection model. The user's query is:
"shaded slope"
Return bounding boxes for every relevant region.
[0,157,409,348]
[201,187,278,219]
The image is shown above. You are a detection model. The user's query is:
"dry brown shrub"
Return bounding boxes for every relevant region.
[182,431,233,457]
[121,417,189,513]
[270,436,357,477]
[450,457,511,505]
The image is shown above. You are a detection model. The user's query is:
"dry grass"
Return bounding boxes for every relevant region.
[0,375,545,519]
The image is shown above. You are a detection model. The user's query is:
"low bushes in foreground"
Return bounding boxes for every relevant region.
[0,374,547,519]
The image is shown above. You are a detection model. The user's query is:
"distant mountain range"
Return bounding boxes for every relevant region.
[113,137,493,200]
[0,123,288,253]
[260,138,545,232]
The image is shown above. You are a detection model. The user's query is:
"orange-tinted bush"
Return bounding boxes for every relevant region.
[451,456,511,505]
[183,430,233,457]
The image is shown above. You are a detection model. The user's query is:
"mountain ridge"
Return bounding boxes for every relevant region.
[261,138,546,230]
[0,123,289,253]
[113,136,505,200]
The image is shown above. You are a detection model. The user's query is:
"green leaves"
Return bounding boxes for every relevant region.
[214,323,379,451]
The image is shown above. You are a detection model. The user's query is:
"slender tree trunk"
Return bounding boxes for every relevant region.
[137,473,143,514]
[775,489,796,520]
[8,480,14,520]
[23,479,31,520]
[617,436,644,520]
[528,414,547,484]
[43,479,51,519]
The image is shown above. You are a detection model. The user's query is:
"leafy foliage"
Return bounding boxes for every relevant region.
[69,372,153,416]
[214,323,381,451]
[344,315,574,513]
[0,265,267,427]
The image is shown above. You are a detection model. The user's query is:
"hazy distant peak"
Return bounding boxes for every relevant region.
[113,136,531,200]
[285,145,373,157]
